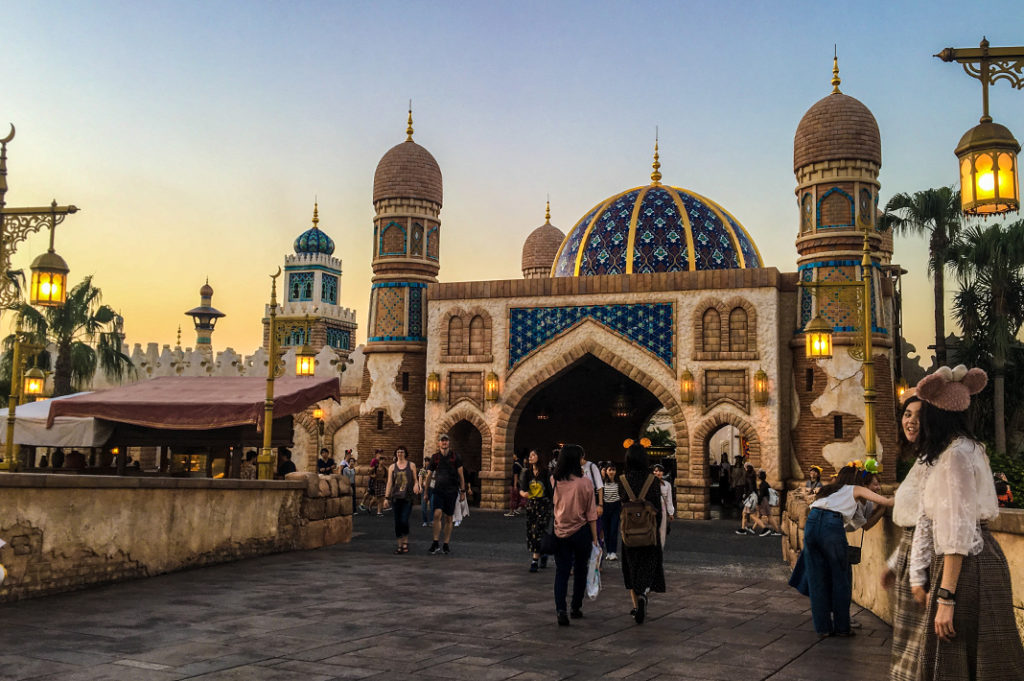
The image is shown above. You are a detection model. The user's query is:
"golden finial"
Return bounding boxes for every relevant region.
[651,128,662,185]
[406,101,414,141]
[176,325,181,347]
[831,46,841,94]
[312,201,319,228]
[545,197,551,223]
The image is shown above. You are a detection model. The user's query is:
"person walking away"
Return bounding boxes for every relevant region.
[507,453,526,517]
[601,462,622,561]
[422,434,466,555]
[803,464,893,637]
[519,449,553,572]
[755,470,783,537]
[618,443,665,624]
[907,365,1024,680]
[550,444,599,626]
[384,446,419,554]
[653,464,675,548]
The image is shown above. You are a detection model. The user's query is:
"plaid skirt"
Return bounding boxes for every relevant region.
[890,527,926,681]
[919,528,1024,681]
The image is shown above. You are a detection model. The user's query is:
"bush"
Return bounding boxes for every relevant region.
[987,446,1024,509]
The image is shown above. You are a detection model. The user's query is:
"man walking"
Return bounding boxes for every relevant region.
[422,434,466,555]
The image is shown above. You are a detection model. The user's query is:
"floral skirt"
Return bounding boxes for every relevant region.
[525,497,552,554]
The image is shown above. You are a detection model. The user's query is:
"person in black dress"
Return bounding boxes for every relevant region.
[618,443,665,624]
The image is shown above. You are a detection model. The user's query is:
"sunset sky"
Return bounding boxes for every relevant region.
[4,1,1023,368]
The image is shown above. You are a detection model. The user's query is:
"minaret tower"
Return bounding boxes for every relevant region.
[791,56,897,482]
[185,279,225,360]
[358,108,442,463]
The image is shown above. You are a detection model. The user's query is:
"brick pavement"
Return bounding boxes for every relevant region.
[0,510,891,680]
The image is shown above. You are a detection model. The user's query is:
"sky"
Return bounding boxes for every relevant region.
[3,0,1023,367]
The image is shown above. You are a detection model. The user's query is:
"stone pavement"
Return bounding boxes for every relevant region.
[0,508,891,680]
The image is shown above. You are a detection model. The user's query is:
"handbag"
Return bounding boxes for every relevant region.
[847,529,865,565]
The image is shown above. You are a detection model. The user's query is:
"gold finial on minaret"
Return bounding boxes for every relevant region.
[545,197,551,223]
[406,101,414,141]
[176,325,181,347]
[312,201,319,228]
[651,128,662,185]
[831,46,841,94]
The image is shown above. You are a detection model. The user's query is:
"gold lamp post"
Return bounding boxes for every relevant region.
[3,320,44,470]
[936,39,1024,216]
[258,269,316,480]
[800,222,878,457]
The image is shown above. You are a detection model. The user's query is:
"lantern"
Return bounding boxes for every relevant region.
[679,369,695,404]
[895,378,909,401]
[804,314,833,359]
[29,249,69,307]
[753,369,769,405]
[956,120,1020,216]
[426,372,441,401]
[312,406,324,421]
[484,371,500,401]
[295,344,316,376]
[22,367,45,398]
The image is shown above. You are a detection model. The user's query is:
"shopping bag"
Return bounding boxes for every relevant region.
[586,544,602,600]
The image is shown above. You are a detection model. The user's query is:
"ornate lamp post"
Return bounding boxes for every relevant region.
[800,221,878,457]
[3,319,44,470]
[936,39,1024,216]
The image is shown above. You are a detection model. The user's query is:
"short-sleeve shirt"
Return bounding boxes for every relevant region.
[429,451,463,493]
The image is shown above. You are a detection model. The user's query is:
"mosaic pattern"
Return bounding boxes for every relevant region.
[508,303,674,369]
[797,260,886,333]
[368,282,428,342]
[552,185,761,276]
[321,274,338,305]
[426,226,439,261]
[294,227,335,255]
[326,327,351,350]
[373,286,405,338]
[408,286,424,339]
[288,272,313,302]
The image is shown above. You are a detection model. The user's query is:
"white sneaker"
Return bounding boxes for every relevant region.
[606,552,618,561]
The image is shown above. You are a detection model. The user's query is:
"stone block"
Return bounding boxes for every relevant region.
[337,495,353,516]
[326,476,340,497]
[325,497,343,517]
[286,471,320,497]
[336,475,352,495]
[296,520,325,551]
[317,479,331,497]
[301,497,328,521]
[324,515,350,545]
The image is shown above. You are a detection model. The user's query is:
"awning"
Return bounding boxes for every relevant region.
[47,376,340,431]
[0,393,114,447]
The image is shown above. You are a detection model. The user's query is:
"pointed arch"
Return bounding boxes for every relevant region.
[435,403,493,471]
[692,411,763,478]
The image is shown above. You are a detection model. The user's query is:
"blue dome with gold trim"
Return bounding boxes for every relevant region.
[293,204,335,256]
[552,182,762,276]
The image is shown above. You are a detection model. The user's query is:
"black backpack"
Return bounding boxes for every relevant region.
[619,474,659,548]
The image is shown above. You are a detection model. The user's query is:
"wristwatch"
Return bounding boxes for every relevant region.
[936,587,956,601]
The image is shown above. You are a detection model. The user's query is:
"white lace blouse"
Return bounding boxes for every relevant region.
[908,437,1000,587]
[885,459,927,570]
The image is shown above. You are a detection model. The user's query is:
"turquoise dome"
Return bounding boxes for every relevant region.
[552,184,762,276]
[294,226,335,255]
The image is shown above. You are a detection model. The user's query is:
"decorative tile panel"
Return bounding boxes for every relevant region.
[321,273,338,305]
[508,303,674,369]
[369,282,428,342]
[288,272,313,302]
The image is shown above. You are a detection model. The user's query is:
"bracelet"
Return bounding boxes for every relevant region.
[936,598,956,607]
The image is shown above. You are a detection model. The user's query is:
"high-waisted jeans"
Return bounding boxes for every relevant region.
[803,507,852,634]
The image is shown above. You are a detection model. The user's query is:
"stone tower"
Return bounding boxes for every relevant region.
[262,203,357,362]
[358,110,442,464]
[185,280,225,361]
[790,58,898,482]
[521,201,564,279]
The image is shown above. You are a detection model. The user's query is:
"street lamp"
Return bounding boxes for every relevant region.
[800,221,878,457]
[679,368,695,404]
[22,367,45,399]
[259,269,316,480]
[3,319,43,470]
[936,39,1024,216]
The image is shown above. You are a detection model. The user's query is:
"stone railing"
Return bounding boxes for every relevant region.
[781,489,1024,638]
[0,472,352,603]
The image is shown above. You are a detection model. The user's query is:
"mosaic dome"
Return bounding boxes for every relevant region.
[552,184,762,276]
[294,204,335,255]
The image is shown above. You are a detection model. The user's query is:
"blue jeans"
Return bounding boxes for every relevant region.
[421,490,433,524]
[392,498,412,538]
[553,525,592,614]
[803,507,852,634]
[602,500,621,555]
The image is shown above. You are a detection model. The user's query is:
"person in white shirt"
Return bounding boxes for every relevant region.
[652,464,675,547]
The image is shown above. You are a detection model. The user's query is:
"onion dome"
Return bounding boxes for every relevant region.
[373,108,442,205]
[552,142,762,276]
[294,203,335,255]
[199,281,213,298]
[522,201,565,277]
[794,57,881,171]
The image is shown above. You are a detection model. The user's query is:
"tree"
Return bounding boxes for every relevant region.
[882,187,963,367]
[949,220,1024,455]
[5,276,134,396]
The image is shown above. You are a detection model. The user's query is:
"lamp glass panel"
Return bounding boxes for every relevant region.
[295,355,315,376]
[960,158,975,206]
[998,152,1018,202]
[30,271,67,306]
[23,376,43,395]
[975,153,995,199]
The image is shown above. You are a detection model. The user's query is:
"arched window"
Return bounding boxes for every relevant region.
[448,317,464,356]
[469,315,486,355]
[801,193,814,233]
[702,308,721,353]
[729,307,748,352]
[818,188,854,229]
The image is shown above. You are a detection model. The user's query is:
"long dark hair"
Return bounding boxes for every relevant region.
[915,401,976,465]
[624,443,649,473]
[816,465,875,500]
[528,448,546,476]
[553,444,584,482]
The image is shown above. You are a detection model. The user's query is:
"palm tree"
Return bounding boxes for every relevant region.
[5,276,134,396]
[949,220,1024,455]
[882,187,963,367]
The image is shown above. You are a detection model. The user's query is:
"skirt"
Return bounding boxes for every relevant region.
[525,497,552,554]
[889,527,925,681]
[919,528,1024,681]
[621,539,666,594]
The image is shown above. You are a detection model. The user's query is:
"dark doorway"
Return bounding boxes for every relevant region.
[450,419,482,506]
[513,354,663,468]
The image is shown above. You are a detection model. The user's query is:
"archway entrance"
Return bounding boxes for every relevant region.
[450,419,482,506]
[513,354,664,467]
[706,423,743,518]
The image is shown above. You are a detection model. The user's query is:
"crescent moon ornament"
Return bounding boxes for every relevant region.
[270,266,282,280]
[0,123,14,145]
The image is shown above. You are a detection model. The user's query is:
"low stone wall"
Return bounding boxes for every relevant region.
[781,491,1024,639]
[0,472,352,603]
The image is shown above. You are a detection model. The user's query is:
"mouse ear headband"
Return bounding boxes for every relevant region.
[916,365,987,412]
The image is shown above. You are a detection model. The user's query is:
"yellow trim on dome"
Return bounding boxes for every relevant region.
[680,187,746,268]
[625,186,652,273]
[571,187,643,276]
[662,187,696,271]
[707,196,764,267]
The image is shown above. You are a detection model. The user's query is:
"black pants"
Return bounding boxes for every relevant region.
[553,525,592,614]
[392,498,412,538]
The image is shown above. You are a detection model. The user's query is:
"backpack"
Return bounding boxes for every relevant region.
[768,487,780,506]
[619,474,659,548]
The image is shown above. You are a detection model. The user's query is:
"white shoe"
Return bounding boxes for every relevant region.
[454,521,461,527]
[606,552,617,561]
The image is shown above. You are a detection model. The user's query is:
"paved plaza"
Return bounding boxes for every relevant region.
[0,509,891,680]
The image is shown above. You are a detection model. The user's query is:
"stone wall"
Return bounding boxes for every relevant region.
[0,472,352,603]
[781,492,1024,639]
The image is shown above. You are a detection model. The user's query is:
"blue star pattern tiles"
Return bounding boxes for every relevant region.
[508,303,674,369]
